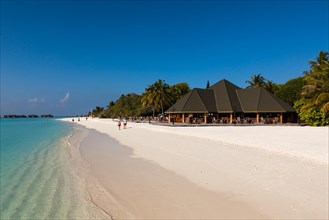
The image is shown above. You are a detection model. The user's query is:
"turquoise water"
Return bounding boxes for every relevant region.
[0,118,102,219]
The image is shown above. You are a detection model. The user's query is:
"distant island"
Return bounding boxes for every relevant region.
[2,114,54,118]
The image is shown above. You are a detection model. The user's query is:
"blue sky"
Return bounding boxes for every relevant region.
[1,0,328,116]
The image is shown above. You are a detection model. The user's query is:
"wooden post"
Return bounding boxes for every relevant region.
[230,113,233,124]
[204,113,207,124]
[256,113,259,123]
[280,113,283,124]
[182,113,185,123]
[168,114,171,123]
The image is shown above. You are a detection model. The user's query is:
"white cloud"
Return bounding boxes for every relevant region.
[28,97,46,103]
[60,92,70,103]
[28,97,38,103]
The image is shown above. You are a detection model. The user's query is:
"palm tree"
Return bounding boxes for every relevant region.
[141,88,156,117]
[295,51,329,125]
[308,51,329,70]
[142,79,172,116]
[152,79,172,115]
[245,74,266,88]
[302,52,329,113]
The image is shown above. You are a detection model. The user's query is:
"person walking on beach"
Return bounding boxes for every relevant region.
[117,120,121,130]
[123,119,127,129]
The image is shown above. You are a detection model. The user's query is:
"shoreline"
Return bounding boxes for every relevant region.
[65,124,132,219]
[1,119,110,219]
[60,118,329,219]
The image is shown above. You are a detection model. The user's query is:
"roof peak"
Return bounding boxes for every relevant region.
[209,79,241,90]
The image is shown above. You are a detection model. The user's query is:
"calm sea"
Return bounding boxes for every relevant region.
[0,118,101,219]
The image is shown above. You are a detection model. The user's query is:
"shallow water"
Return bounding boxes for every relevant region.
[0,118,104,219]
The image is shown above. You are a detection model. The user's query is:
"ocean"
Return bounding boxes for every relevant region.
[0,118,103,219]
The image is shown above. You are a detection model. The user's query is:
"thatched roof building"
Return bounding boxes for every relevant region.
[166,79,296,124]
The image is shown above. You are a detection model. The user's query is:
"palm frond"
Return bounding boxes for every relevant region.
[321,102,329,113]
[316,93,329,105]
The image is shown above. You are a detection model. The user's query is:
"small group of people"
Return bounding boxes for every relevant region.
[71,117,88,122]
[117,119,127,130]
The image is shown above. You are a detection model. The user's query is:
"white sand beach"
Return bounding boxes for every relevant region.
[60,118,328,219]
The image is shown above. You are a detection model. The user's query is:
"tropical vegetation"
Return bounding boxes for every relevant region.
[100,93,144,118]
[89,106,104,117]
[93,81,190,119]
[141,80,191,117]
[141,79,172,117]
[294,51,329,126]
[245,74,278,93]
[245,74,267,88]
[274,77,305,106]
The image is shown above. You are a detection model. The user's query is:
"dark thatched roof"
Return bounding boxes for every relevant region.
[236,88,296,113]
[166,88,217,113]
[209,79,242,113]
[165,79,296,114]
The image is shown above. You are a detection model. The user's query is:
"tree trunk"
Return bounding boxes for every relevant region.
[161,101,164,116]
